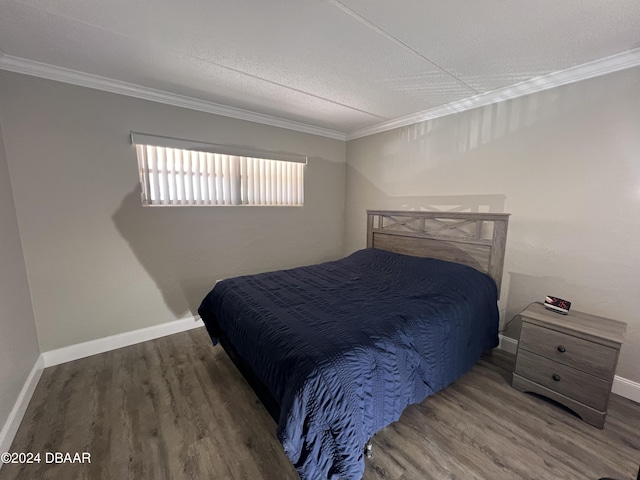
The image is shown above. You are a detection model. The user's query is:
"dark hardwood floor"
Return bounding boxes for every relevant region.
[1,328,638,480]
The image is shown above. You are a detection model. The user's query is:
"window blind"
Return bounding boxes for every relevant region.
[133,141,304,207]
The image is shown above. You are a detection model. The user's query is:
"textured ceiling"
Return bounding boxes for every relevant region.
[0,0,639,137]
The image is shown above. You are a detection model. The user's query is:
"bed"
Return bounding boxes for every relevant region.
[198,210,510,480]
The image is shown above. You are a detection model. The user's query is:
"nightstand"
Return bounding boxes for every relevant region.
[512,302,626,428]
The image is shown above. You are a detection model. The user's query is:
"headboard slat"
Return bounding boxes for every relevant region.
[367,210,510,297]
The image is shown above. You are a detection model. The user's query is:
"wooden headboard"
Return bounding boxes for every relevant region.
[367,210,510,296]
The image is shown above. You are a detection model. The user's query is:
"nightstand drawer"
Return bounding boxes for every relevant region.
[519,322,618,380]
[514,349,610,411]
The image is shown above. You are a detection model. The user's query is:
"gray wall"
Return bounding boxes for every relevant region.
[0,112,40,433]
[1,65,639,385]
[0,71,346,352]
[345,67,640,383]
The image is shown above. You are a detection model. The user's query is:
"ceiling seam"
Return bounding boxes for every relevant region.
[346,47,640,140]
[9,1,387,121]
[326,0,479,94]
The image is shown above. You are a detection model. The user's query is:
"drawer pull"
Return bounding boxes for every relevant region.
[557,345,566,353]
[552,374,561,382]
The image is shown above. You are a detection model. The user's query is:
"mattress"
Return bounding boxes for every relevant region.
[198,248,499,479]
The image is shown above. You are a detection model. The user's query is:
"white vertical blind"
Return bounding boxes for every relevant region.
[134,144,304,206]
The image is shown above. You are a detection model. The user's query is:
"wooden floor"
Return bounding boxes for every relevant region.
[1,328,638,480]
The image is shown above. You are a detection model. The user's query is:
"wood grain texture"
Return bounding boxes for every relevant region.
[519,322,619,380]
[514,349,610,411]
[372,233,490,272]
[522,303,627,347]
[488,218,508,288]
[366,210,509,295]
[1,331,638,480]
[514,304,626,429]
[512,374,607,429]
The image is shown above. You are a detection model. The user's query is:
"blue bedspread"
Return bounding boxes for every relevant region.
[198,248,499,479]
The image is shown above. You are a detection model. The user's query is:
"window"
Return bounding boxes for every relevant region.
[131,133,306,206]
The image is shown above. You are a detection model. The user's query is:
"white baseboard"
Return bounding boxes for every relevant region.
[612,375,640,404]
[42,316,204,367]
[496,335,640,404]
[498,334,519,354]
[0,355,44,462]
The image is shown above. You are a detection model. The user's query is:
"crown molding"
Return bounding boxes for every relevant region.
[0,54,347,141]
[2,48,639,144]
[346,48,640,141]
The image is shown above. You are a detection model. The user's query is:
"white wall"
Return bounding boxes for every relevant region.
[345,66,640,383]
[0,71,346,352]
[0,112,40,435]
